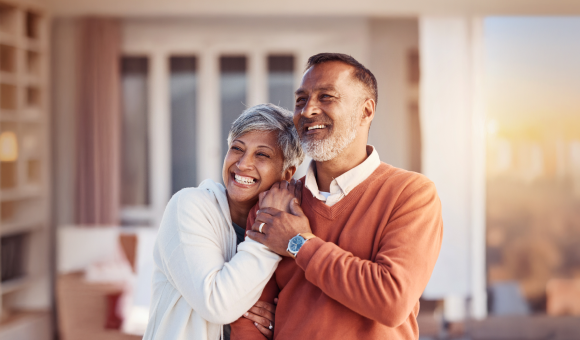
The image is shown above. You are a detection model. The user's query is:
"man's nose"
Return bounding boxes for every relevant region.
[300,98,320,118]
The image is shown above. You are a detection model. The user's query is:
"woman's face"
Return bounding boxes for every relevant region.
[222,130,295,206]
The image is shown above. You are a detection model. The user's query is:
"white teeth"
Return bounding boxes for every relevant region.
[307,125,326,131]
[235,174,256,185]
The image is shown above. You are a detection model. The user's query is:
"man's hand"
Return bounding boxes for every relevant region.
[259,179,302,213]
[247,201,312,256]
[242,299,278,339]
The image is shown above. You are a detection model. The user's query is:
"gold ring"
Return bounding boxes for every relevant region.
[259,223,265,233]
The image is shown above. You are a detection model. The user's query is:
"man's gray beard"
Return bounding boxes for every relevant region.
[300,113,359,162]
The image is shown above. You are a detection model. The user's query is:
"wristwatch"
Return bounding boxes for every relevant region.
[286,233,316,258]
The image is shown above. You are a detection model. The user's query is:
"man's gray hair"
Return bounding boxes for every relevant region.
[227,104,304,170]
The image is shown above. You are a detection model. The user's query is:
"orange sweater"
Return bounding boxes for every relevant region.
[231,163,443,340]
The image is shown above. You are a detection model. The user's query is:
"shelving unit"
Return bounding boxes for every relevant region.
[0,1,51,339]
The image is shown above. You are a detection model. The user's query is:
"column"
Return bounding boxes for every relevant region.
[419,16,487,320]
[248,50,267,106]
[149,52,171,229]
[196,51,222,183]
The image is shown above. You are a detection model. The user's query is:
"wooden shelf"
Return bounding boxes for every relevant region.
[0,188,43,201]
[1,220,43,237]
[0,72,16,84]
[0,275,33,295]
[0,311,51,340]
[0,2,51,338]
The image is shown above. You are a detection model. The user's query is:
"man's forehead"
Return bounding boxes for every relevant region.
[297,63,357,93]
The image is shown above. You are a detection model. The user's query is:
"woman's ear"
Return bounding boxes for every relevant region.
[282,166,296,181]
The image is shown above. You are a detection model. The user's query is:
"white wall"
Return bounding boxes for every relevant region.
[369,18,419,171]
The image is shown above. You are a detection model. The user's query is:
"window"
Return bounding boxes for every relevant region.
[220,56,247,160]
[120,57,150,222]
[170,56,198,194]
[268,55,295,111]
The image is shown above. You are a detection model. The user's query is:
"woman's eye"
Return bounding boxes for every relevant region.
[257,153,271,158]
[321,94,331,99]
[231,146,243,152]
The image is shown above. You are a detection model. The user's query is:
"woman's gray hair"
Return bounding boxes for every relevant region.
[227,104,304,170]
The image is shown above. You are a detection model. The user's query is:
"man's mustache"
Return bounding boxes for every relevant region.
[297,116,333,132]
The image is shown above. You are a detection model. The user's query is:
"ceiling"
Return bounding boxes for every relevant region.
[42,0,580,17]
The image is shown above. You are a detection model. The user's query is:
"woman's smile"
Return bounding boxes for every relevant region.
[232,173,258,186]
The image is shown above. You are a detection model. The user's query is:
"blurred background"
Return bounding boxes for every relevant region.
[0,0,580,339]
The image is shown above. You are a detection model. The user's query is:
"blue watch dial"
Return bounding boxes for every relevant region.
[289,235,306,253]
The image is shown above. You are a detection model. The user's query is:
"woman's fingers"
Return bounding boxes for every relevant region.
[248,305,275,323]
[258,190,269,207]
[243,311,272,329]
[253,300,276,314]
[253,322,273,339]
[287,179,296,195]
[295,180,303,205]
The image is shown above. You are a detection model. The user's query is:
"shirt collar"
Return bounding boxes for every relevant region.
[304,145,381,202]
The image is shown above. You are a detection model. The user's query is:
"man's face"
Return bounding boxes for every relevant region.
[294,61,365,162]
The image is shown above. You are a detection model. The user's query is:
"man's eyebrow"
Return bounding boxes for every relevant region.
[316,85,339,92]
[295,88,307,96]
[295,85,339,96]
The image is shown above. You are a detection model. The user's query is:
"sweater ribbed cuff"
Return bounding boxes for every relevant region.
[295,237,325,270]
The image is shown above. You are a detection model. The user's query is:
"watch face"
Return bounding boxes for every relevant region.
[288,235,305,253]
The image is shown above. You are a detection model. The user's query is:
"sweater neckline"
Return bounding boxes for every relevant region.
[302,163,392,220]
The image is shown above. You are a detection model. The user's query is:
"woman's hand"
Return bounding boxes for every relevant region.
[242,299,277,339]
[259,179,302,213]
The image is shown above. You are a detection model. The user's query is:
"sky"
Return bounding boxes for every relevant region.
[485,17,580,136]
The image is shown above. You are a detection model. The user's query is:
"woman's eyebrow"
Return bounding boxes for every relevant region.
[232,139,245,145]
[257,145,275,152]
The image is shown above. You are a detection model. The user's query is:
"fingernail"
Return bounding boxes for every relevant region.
[257,210,260,214]
[244,313,248,317]
[254,322,258,326]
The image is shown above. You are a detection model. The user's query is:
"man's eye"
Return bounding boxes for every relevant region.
[296,97,306,103]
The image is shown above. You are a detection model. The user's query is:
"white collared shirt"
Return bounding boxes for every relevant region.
[304,145,381,206]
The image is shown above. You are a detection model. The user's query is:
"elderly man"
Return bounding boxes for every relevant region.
[233,53,443,340]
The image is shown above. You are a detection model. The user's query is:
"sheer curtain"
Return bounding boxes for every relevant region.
[75,18,121,225]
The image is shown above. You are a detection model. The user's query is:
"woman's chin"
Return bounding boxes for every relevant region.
[227,183,261,205]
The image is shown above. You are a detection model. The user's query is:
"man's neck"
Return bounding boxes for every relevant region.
[315,143,370,192]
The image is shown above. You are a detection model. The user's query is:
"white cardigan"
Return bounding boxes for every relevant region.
[143,179,281,340]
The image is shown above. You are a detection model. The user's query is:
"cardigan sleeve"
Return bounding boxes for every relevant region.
[230,205,280,340]
[294,180,443,328]
[158,188,281,325]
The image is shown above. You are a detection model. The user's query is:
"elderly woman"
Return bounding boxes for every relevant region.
[143,104,304,340]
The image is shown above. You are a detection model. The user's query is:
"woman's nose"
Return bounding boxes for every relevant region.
[236,154,254,170]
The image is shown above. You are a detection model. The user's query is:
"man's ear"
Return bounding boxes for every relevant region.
[361,98,376,126]
[363,98,377,125]
[282,166,297,181]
